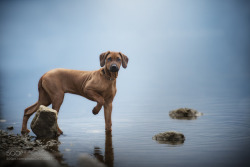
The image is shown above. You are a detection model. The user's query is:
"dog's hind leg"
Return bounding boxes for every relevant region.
[40,77,64,136]
[51,92,64,135]
[21,102,39,134]
[21,78,52,134]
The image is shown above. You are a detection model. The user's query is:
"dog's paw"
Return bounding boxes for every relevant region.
[21,129,30,134]
[92,110,99,115]
[92,108,100,115]
[57,128,63,135]
[56,131,63,136]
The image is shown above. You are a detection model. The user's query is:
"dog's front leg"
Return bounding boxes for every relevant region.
[84,89,104,115]
[104,102,112,131]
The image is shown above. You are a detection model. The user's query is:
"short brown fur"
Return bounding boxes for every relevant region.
[21,51,128,134]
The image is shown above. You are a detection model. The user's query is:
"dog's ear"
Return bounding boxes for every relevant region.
[100,51,110,67]
[119,52,129,68]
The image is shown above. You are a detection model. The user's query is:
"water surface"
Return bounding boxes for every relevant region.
[0,70,250,167]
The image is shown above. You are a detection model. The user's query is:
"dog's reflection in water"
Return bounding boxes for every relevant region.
[93,132,114,167]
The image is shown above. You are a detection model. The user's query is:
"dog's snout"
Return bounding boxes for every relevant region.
[110,64,119,72]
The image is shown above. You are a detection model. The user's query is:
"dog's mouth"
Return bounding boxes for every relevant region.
[109,64,119,72]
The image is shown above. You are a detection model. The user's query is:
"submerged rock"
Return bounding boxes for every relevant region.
[169,108,203,120]
[31,105,58,138]
[6,126,14,130]
[152,131,185,145]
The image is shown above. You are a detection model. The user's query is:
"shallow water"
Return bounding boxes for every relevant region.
[0,70,250,167]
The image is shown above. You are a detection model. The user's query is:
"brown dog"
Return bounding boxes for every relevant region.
[21,51,128,134]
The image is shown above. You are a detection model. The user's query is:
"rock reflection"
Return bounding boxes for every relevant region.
[94,131,114,167]
[35,137,68,166]
[153,131,185,146]
[169,115,198,120]
[155,140,184,145]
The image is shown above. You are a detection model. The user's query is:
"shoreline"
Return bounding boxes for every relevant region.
[0,129,66,167]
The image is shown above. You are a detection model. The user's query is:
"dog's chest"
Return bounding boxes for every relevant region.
[95,80,116,98]
[100,82,116,93]
[83,71,117,99]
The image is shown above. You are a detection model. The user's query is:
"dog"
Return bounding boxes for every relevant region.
[21,51,128,134]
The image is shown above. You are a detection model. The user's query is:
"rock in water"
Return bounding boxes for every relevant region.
[7,126,14,130]
[31,105,58,138]
[169,108,203,120]
[152,131,185,145]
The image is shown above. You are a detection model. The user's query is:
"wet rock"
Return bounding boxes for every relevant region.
[43,139,60,150]
[153,131,185,145]
[7,126,14,130]
[31,105,58,138]
[35,140,42,145]
[1,138,6,143]
[0,129,63,166]
[78,154,106,167]
[23,146,33,150]
[169,108,203,120]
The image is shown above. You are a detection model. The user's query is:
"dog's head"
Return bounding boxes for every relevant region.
[100,51,129,72]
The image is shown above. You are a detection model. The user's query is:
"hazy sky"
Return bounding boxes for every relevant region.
[0,0,249,100]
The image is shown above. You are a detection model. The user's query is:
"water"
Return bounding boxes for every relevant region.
[0,68,250,167]
[1,0,250,166]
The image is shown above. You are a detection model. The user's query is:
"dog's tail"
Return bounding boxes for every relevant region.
[38,75,43,93]
[24,77,44,116]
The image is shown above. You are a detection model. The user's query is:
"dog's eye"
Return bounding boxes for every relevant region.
[107,57,112,61]
[117,58,121,62]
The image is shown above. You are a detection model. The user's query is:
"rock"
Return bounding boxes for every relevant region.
[78,154,106,167]
[153,131,185,145]
[0,129,65,167]
[2,138,6,143]
[7,126,14,130]
[35,140,42,145]
[43,139,60,150]
[169,108,203,120]
[13,141,19,145]
[23,146,33,150]
[31,105,59,138]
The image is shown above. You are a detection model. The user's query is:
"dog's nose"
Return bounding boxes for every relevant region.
[110,64,119,72]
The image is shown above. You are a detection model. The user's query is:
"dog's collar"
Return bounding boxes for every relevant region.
[102,69,115,81]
